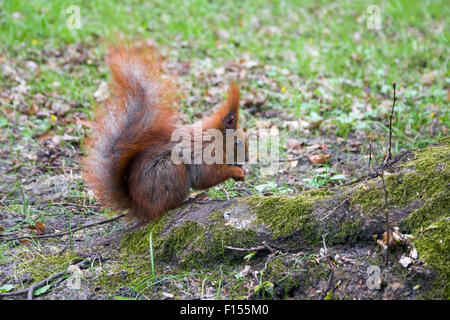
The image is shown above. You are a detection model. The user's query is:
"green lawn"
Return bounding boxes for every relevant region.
[1,0,448,153]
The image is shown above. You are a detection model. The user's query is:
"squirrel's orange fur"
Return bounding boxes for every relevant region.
[82,45,248,223]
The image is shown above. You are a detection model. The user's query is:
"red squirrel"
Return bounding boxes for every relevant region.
[82,45,248,223]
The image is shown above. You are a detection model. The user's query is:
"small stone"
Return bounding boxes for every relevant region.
[399,256,412,268]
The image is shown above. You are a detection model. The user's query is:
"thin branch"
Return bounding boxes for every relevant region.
[227,187,254,195]
[388,81,397,160]
[320,200,347,221]
[224,241,275,254]
[1,214,125,242]
[379,154,390,265]
[221,185,230,201]
[322,233,328,256]
[278,155,307,162]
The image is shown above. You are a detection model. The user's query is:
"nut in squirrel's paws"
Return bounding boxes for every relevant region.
[232,165,246,181]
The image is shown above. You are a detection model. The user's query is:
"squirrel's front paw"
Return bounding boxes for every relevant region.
[231,166,246,181]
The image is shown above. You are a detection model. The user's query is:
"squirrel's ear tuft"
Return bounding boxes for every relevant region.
[225,82,240,113]
[204,82,240,131]
[221,82,240,129]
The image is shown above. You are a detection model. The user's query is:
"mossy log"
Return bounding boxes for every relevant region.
[120,137,449,298]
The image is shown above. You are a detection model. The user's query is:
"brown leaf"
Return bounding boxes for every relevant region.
[309,153,330,164]
[35,221,45,235]
[309,143,328,151]
[37,130,54,142]
[27,103,40,115]
[378,230,402,250]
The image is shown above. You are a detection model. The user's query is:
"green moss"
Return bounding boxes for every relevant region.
[166,221,204,252]
[350,181,384,214]
[121,211,258,271]
[267,258,287,279]
[329,215,364,244]
[395,141,449,233]
[15,252,80,284]
[400,190,450,233]
[351,139,449,218]
[99,207,262,297]
[121,214,170,255]
[264,257,301,297]
[303,188,335,198]
[347,138,449,299]
[264,255,331,299]
[393,138,449,299]
[245,193,329,244]
[413,218,450,299]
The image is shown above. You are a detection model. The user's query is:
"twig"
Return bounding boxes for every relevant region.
[379,154,390,265]
[388,81,397,160]
[320,200,347,221]
[368,140,372,171]
[221,185,230,201]
[1,214,125,242]
[50,202,102,209]
[263,252,286,271]
[227,187,254,195]
[380,174,388,207]
[278,155,307,162]
[322,234,328,257]
[224,241,275,254]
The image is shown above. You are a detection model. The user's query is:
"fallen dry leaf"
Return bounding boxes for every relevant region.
[35,221,45,235]
[308,143,328,151]
[37,130,54,142]
[309,153,330,164]
[378,227,406,250]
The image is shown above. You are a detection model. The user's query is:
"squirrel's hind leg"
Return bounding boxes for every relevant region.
[127,158,190,223]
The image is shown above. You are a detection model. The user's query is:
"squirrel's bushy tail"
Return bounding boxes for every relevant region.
[82,45,179,212]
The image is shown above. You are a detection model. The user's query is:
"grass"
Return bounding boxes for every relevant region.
[1,0,448,151]
[0,0,448,299]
